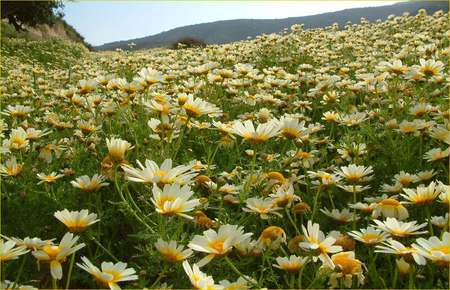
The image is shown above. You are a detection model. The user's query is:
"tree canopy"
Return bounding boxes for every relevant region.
[1,1,64,31]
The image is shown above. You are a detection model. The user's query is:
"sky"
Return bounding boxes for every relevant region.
[63,1,398,46]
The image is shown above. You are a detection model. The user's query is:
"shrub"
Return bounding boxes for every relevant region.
[171,37,206,49]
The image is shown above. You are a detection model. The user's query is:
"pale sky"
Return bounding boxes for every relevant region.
[63,1,398,46]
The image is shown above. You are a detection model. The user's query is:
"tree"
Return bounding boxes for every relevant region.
[171,37,206,49]
[1,1,64,31]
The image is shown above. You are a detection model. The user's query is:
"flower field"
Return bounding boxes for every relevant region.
[1,8,449,290]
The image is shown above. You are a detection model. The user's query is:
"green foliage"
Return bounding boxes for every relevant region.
[1,0,63,31]
[1,37,88,70]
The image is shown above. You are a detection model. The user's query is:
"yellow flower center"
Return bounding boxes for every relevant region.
[281,263,301,272]
[431,245,450,255]
[65,219,89,232]
[158,196,176,209]
[281,128,300,139]
[256,206,269,214]
[296,152,311,159]
[162,249,184,262]
[244,133,269,144]
[362,233,382,243]
[11,137,27,147]
[421,66,438,76]
[103,269,121,282]
[379,198,400,206]
[11,111,27,117]
[44,175,58,182]
[209,239,225,253]
[156,170,167,177]
[42,245,61,259]
[410,195,435,205]
[400,125,416,133]
[183,104,202,117]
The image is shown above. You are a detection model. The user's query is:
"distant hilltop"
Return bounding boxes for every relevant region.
[95,1,448,51]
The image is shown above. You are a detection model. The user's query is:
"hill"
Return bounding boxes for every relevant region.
[95,1,448,51]
[1,17,93,50]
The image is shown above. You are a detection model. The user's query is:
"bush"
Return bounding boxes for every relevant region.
[171,37,206,49]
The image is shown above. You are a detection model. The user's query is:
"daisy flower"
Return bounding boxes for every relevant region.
[0,239,29,262]
[278,116,307,139]
[32,232,85,280]
[373,217,428,238]
[106,137,133,162]
[182,95,222,118]
[321,208,359,223]
[0,156,24,177]
[417,58,445,77]
[151,183,200,219]
[2,104,34,118]
[154,239,193,262]
[437,181,450,205]
[3,127,29,150]
[371,196,409,220]
[273,255,308,272]
[401,181,441,205]
[412,232,450,267]
[122,158,197,186]
[182,261,222,290]
[269,182,300,207]
[54,209,99,232]
[219,276,254,290]
[327,251,365,288]
[430,213,449,229]
[188,224,252,267]
[243,197,282,219]
[70,174,109,192]
[36,172,64,184]
[335,164,373,183]
[0,280,37,290]
[423,147,450,162]
[348,227,390,245]
[299,220,343,267]
[1,236,53,251]
[375,239,426,265]
[258,226,287,250]
[77,256,138,290]
[231,119,280,144]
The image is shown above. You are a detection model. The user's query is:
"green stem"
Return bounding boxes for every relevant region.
[285,207,299,234]
[306,267,319,289]
[114,172,155,233]
[425,206,434,236]
[241,152,257,201]
[289,273,295,289]
[224,256,258,287]
[1,262,5,283]
[327,190,335,209]
[408,265,415,289]
[149,264,168,288]
[124,185,155,225]
[298,266,305,289]
[310,187,321,222]
[52,278,58,290]
[172,116,190,160]
[392,265,398,288]
[65,253,76,289]
[352,188,357,230]
[206,142,220,177]
[89,234,120,262]
[12,255,27,289]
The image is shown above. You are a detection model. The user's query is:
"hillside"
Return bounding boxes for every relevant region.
[96,1,448,50]
[1,17,93,50]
